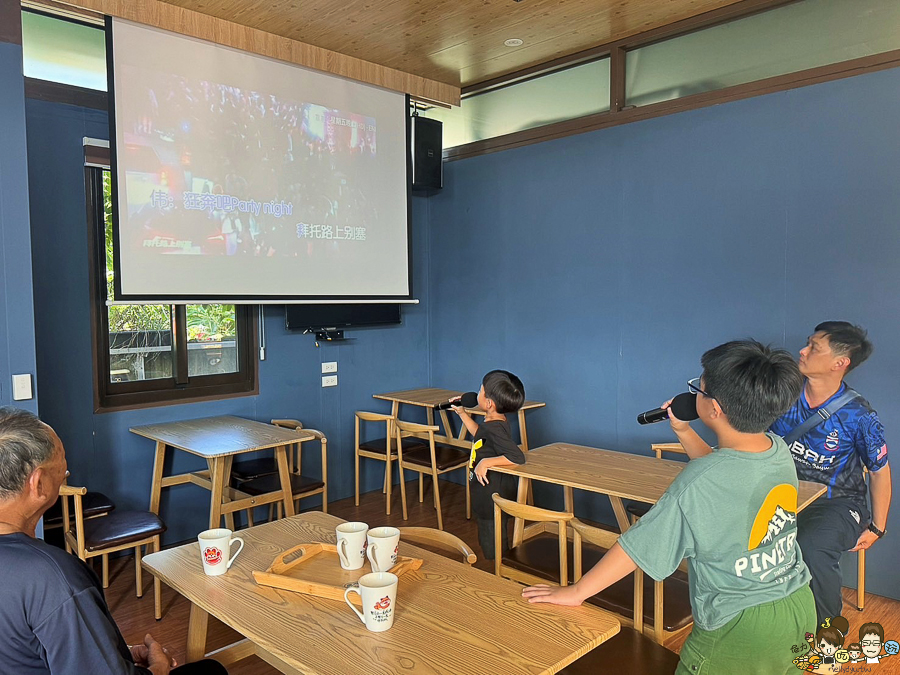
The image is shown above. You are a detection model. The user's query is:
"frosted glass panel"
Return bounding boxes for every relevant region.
[627,0,900,107]
[22,12,107,91]
[429,58,609,148]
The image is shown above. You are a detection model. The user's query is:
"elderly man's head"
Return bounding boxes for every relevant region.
[0,407,65,510]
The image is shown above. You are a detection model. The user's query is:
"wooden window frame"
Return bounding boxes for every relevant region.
[85,160,259,412]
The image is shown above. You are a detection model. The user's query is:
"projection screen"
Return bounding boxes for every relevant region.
[109,19,411,302]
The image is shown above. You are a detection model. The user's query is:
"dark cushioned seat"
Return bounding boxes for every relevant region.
[503,533,693,631]
[230,457,279,482]
[625,501,652,520]
[237,472,325,496]
[401,443,469,471]
[359,437,426,455]
[81,511,166,553]
[44,491,115,527]
[560,628,680,674]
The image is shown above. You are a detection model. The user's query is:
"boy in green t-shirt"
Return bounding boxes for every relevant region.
[523,340,816,675]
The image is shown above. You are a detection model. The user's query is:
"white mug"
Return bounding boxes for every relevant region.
[336,522,369,570]
[366,526,400,573]
[344,572,398,632]
[198,528,244,576]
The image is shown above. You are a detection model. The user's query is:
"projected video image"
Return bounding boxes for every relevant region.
[120,73,379,258]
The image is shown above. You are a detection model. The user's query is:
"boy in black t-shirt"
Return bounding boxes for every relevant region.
[451,370,526,560]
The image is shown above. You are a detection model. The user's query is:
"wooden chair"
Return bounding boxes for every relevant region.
[60,485,166,619]
[230,419,305,484]
[397,526,477,565]
[354,411,426,515]
[493,495,692,647]
[395,419,470,531]
[857,467,868,611]
[236,419,328,524]
[45,490,115,552]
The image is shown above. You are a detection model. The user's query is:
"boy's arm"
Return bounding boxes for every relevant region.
[664,399,712,459]
[521,543,637,606]
[452,405,480,437]
[473,455,515,486]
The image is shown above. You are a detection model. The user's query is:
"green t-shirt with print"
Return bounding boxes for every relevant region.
[618,433,811,631]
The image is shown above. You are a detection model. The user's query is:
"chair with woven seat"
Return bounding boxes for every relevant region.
[396,419,470,531]
[397,526,477,565]
[236,419,327,524]
[46,490,115,552]
[492,495,692,646]
[354,411,426,515]
[60,485,166,619]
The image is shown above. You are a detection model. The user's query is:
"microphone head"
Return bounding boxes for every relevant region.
[459,391,479,408]
[670,391,699,421]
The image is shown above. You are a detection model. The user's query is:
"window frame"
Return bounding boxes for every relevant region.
[85,162,258,412]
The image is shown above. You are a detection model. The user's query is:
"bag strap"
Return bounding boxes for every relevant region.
[782,388,861,446]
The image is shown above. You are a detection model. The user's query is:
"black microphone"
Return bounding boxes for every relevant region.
[637,392,699,425]
[436,391,478,410]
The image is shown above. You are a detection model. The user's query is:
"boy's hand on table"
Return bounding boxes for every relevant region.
[521,584,584,607]
[473,459,490,485]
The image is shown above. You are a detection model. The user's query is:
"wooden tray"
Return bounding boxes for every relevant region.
[252,543,423,603]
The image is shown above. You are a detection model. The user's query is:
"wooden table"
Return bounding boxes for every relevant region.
[492,442,829,545]
[143,511,620,674]
[373,387,545,451]
[130,416,315,530]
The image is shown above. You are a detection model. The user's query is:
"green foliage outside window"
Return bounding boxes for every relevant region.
[102,171,236,341]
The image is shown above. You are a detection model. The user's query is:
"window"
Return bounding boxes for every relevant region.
[21,10,107,91]
[88,166,257,410]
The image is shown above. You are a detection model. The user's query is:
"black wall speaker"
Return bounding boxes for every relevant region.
[411,116,442,192]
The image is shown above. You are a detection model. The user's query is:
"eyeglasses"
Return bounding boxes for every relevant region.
[687,377,713,399]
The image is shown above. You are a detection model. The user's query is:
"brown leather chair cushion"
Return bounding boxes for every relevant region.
[359,437,426,455]
[230,457,278,482]
[81,511,166,552]
[402,444,469,471]
[559,628,680,674]
[238,472,324,497]
[503,534,693,631]
[45,491,115,527]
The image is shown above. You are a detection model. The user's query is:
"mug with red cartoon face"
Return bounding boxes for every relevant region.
[198,528,245,576]
[344,572,398,632]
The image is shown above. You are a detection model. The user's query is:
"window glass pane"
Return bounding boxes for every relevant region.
[21,11,107,91]
[428,58,610,148]
[626,0,900,107]
[103,172,173,382]
[187,305,239,377]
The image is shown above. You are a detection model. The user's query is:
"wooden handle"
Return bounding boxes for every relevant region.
[388,556,424,577]
[270,543,327,574]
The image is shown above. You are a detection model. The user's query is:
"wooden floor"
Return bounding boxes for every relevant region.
[104,480,900,674]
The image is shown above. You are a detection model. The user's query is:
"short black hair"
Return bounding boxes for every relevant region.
[701,340,802,434]
[482,370,525,414]
[814,321,873,372]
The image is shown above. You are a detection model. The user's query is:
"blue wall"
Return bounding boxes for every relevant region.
[25,98,430,544]
[0,39,39,414]
[426,68,900,599]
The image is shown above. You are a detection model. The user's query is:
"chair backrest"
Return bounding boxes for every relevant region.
[492,494,574,585]
[354,411,395,452]
[394,419,439,460]
[650,442,687,460]
[58,484,88,553]
[270,419,327,474]
[398,526,477,565]
[570,518,646,634]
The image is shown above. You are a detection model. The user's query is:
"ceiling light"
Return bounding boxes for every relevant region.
[504,38,524,47]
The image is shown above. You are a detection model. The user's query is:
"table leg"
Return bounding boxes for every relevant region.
[517,409,530,452]
[610,496,631,534]
[275,445,295,518]
[149,442,167,515]
[186,602,210,662]
[222,455,236,531]
[512,477,530,547]
[207,457,226,530]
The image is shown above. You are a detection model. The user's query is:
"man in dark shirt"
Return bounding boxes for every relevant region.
[452,370,526,559]
[0,407,226,675]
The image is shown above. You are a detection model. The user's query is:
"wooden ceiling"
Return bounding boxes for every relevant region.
[158,0,745,89]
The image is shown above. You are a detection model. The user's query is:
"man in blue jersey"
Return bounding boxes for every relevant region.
[769,322,891,622]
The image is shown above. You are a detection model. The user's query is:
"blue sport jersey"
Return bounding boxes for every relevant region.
[770,383,888,503]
